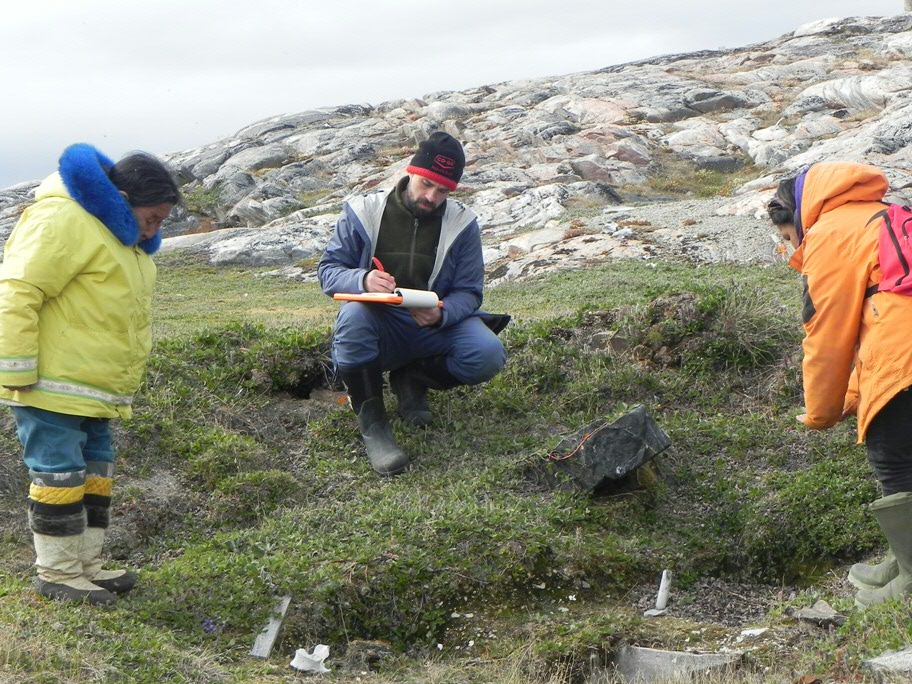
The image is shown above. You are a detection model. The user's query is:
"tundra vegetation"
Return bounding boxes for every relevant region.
[4,11,912,680]
[0,251,905,684]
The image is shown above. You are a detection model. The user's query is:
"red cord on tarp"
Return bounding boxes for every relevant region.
[546,423,611,461]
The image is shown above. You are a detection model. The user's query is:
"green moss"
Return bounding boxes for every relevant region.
[181,184,221,215]
[646,158,763,198]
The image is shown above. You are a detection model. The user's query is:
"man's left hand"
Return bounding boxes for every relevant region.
[410,306,442,327]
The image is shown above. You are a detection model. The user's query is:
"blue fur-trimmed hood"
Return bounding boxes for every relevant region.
[57,143,161,254]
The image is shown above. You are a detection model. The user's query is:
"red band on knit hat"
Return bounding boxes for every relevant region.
[406,165,458,191]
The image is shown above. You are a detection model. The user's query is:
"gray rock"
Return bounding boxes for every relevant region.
[425,101,472,123]
[793,599,846,628]
[863,645,912,683]
[186,148,233,181]
[160,205,202,237]
[209,227,314,267]
[216,173,257,218]
[609,645,742,684]
[234,110,332,140]
[322,103,373,118]
[692,155,744,172]
[228,196,306,228]
[870,113,912,155]
[685,88,749,114]
[569,158,614,183]
[213,143,295,183]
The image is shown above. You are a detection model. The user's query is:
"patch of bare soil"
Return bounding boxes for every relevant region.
[624,564,864,654]
[626,577,792,627]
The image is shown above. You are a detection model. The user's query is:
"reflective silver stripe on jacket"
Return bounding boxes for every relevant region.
[36,379,133,406]
[0,357,38,371]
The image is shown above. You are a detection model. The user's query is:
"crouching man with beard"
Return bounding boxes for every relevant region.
[318,132,508,477]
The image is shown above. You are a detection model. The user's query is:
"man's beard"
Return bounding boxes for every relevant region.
[403,191,439,218]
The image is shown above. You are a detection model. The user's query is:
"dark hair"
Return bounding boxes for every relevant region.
[108,152,181,208]
[766,178,796,226]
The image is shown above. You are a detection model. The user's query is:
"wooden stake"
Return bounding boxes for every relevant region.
[250,595,292,659]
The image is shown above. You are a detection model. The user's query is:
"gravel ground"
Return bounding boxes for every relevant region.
[627,576,795,628]
[612,197,784,265]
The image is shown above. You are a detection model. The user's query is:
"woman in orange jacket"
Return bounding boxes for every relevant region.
[767,161,912,607]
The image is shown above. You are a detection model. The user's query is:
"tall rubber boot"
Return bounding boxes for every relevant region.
[33,532,116,605]
[338,362,410,477]
[356,397,411,476]
[848,549,898,590]
[80,527,137,594]
[389,356,460,428]
[855,492,912,608]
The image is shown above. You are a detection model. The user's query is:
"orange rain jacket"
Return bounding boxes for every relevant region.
[788,161,912,442]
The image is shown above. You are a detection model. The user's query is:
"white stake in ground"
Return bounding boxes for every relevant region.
[644,569,672,617]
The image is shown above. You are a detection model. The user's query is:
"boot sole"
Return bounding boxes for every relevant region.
[91,574,138,594]
[36,580,116,606]
[373,462,410,477]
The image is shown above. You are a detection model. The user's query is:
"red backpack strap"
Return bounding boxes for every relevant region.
[864,204,890,299]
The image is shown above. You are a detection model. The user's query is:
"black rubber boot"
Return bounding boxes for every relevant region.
[356,397,411,476]
[389,366,433,427]
[339,362,410,477]
[389,356,461,428]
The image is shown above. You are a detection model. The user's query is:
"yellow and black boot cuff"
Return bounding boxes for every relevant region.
[84,460,114,529]
[28,468,86,537]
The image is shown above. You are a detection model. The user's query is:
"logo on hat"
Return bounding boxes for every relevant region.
[434,155,456,170]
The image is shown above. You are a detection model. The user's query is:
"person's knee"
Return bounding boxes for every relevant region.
[452,339,506,385]
[334,303,375,337]
[333,303,382,363]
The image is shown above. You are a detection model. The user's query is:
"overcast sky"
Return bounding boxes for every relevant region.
[0,0,902,188]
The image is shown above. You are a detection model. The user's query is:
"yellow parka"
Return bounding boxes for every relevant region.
[0,155,157,419]
[788,161,912,441]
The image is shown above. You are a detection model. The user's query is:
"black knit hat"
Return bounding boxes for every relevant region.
[406,132,465,190]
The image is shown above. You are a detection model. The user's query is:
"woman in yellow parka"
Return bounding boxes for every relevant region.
[0,143,180,604]
[767,161,912,607]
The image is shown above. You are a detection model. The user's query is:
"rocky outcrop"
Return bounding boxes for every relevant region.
[3,14,912,283]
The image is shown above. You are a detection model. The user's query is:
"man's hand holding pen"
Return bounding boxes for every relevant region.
[366,256,441,326]
[365,256,396,293]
